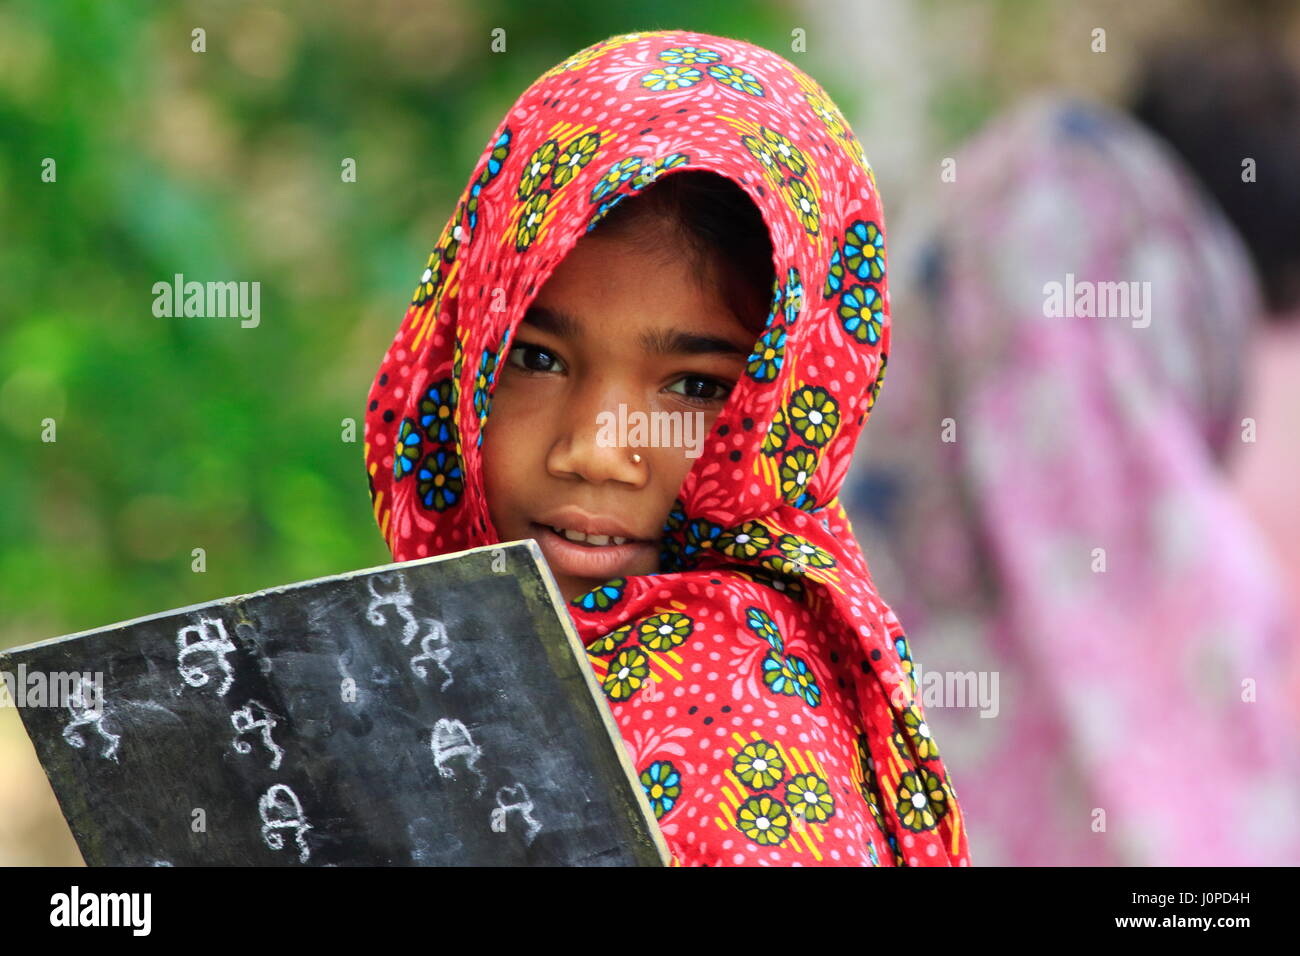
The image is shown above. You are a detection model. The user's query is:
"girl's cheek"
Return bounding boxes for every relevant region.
[494,376,551,423]
[486,389,549,470]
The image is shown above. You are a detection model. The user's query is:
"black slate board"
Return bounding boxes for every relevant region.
[0,540,668,866]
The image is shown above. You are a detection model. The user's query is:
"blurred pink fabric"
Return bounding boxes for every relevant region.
[845,96,1300,865]
[1228,318,1300,683]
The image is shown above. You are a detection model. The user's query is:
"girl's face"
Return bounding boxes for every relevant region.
[483,226,765,602]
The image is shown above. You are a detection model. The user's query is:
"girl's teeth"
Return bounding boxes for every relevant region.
[550,526,628,547]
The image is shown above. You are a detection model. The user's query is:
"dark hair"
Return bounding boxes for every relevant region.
[589,170,776,334]
[1131,37,1300,315]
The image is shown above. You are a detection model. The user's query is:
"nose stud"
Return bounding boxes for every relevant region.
[631,452,642,464]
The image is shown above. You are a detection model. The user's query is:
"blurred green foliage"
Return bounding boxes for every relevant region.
[0,0,857,647]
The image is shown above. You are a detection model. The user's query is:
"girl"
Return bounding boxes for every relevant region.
[364,29,971,867]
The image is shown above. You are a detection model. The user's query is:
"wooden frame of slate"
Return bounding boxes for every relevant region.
[0,540,670,866]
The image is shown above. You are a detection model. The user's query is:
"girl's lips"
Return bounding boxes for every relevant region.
[530,523,658,580]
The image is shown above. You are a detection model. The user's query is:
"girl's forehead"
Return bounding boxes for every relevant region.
[533,231,767,341]
[521,303,756,360]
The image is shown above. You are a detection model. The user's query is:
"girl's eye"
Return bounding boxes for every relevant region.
[667,375,733,405]
[507,342,566,374]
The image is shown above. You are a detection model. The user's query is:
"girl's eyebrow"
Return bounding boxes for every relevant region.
[522,305,582,339]
[523,305,751,357]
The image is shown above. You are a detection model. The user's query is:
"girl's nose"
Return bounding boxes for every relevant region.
[545,387,649,486]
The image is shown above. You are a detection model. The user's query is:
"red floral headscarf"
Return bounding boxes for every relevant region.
[364,29,971,866]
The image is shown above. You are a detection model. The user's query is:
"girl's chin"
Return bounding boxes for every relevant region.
[558,571,603,597]
[562,582,591,603]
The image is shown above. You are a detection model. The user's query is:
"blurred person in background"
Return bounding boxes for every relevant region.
[844,36,1300,865]
[1134,41,1300,637]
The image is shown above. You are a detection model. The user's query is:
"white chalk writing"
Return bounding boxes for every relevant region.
[62,679,120,761]
[366,574,457,688]
[176,618,236,696]
[409,618,454,690]
[490,783,543,844]
[258,783,313,863]
[231,699,284,770]
[366,574,419,644]
[430,717,486,797]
